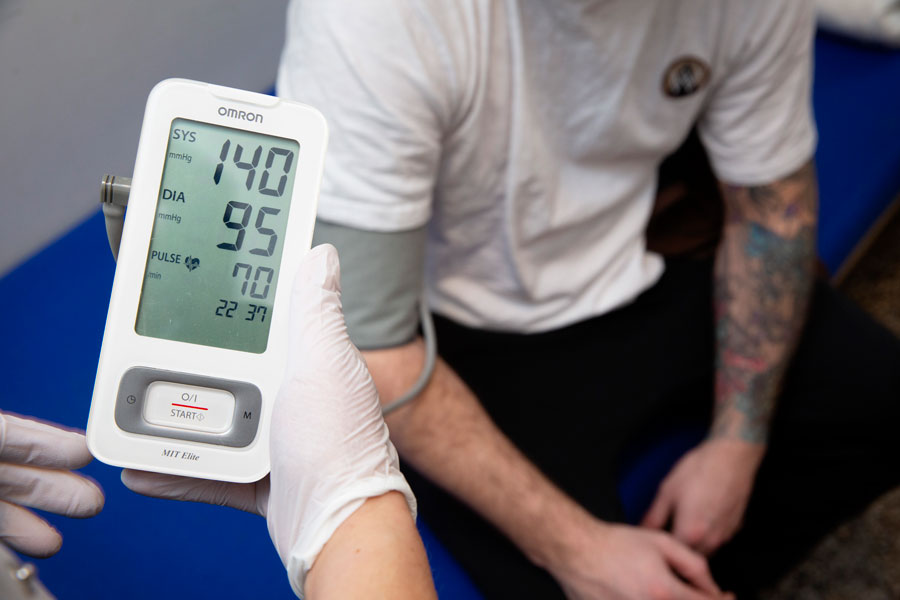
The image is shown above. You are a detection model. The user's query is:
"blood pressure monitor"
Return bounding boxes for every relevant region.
[87,79,327,482]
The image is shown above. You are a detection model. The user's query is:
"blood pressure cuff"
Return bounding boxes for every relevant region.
[311,219,425,350]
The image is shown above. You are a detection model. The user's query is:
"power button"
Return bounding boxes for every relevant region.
[115,367,261,447]
[142,381,235,433]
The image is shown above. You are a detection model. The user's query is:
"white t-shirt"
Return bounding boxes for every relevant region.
[278,0,817,333]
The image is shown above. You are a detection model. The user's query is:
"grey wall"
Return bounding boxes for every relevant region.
[0,0,290,275]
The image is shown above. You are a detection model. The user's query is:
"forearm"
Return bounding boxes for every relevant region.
[305,492,437,600]
[713,161,818,442]
[363,340,601,572]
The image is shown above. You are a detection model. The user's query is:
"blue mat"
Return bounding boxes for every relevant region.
[813,32,900,274]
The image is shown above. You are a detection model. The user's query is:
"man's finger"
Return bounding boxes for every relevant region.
[671,508,730,556]
[641,484,674,529]
[669,577,723,600]
[121,469,266,515]
[0,499,62,558]
[672,511,709,552]
[657,533,722,596]
[694,533,723,557]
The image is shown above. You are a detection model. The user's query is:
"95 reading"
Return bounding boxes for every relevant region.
[134,118,300,353]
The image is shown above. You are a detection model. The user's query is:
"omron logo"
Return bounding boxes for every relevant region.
[218,106,264,123]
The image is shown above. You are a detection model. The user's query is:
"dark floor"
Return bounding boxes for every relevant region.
[762,204,900,599]
[841,205,900,338]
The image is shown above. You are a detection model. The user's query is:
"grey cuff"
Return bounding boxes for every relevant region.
[312,219,426,350]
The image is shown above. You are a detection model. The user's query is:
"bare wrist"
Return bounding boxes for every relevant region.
[525,503,608,574]
[703,436,767,472]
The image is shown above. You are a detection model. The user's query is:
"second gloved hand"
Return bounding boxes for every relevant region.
[123,244,415,596]
[0,412,104,556]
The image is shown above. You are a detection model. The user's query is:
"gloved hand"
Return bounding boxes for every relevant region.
[0,412,104,556]
[122,244,416,597]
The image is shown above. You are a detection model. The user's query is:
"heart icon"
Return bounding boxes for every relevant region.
[185,256,200,272]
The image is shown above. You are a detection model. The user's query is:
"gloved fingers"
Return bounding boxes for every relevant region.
[121,469,268,516]
[0,499,62,558]
[0,413,93,469]
[0,463,104,518]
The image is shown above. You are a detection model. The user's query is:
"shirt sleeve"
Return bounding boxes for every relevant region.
[277,0,460,231]
[698,0,818,186]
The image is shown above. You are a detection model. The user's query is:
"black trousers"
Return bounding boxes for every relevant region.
[407,258,900,599]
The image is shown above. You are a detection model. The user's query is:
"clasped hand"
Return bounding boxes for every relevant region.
[642,437,765,555]
[551,437,764,599]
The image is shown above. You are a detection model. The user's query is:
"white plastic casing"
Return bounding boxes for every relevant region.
[87,79,327,482]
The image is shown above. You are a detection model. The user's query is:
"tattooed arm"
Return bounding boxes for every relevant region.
[643,161,818,554]
[712,161,818,440]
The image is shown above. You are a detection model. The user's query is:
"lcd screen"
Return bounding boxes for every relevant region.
[135,118,299,353]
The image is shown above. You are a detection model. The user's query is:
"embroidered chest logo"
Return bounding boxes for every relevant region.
[662,56,710,98]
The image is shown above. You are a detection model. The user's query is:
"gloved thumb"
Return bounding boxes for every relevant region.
[276,243,380,454]
[284,244,372,404]
[286,243,347,365]
[294,243,342,303]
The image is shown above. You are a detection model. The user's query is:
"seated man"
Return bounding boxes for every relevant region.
[279,1,900,598]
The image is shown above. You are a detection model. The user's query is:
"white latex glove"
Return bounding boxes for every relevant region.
[0,412,104,556]
[122,244,415,597]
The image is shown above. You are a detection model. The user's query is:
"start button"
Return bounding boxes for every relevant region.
[143,381,235,433]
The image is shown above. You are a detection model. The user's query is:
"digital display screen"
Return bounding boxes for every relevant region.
[135,118,299,353]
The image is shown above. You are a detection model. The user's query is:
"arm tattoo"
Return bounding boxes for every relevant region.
[713,162,817,443]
